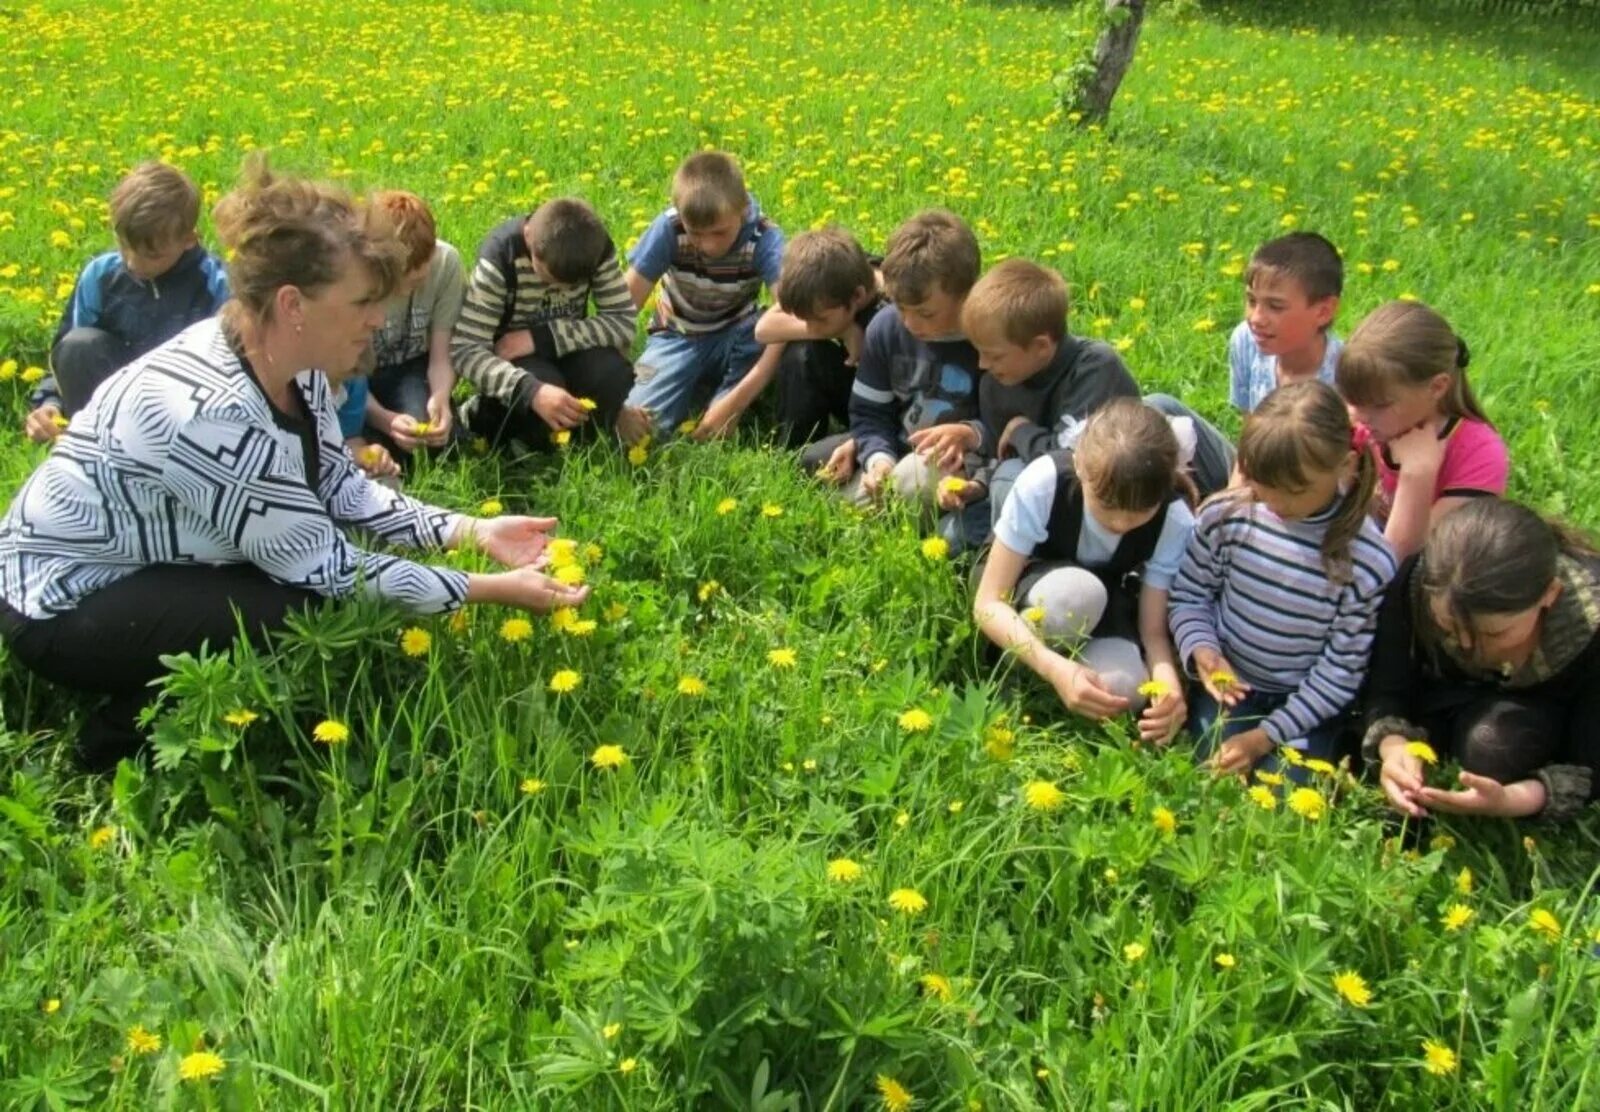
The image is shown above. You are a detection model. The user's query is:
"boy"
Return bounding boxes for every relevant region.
[621,151,785,443]
[453,197,636,452]
[752,226,886,449]
[822,209,982,504]
[1229,231,1344,412]
[936,258,1139,538]
[25,162,229,443]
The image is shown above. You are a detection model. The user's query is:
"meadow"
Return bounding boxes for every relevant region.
[1,0,1599,1108]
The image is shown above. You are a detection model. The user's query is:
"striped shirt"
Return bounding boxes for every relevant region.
[0,318,469,619]
[1169,494,1396,744]
[629,198,785,336]
[451,215,635,407]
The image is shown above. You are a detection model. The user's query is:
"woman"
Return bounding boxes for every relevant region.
[1366,498,1599,822]
[0,160,584,768]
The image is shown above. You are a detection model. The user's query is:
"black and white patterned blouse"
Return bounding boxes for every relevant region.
[0,317,469,620]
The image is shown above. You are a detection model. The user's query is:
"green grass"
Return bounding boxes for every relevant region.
[2,1,1599,1108]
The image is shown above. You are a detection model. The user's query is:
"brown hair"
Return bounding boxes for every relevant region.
[1244,231,1343,303]
[671,151,748,229]
[775,227,875,317]
[1336,300,1488,423]
[1075,399,1191,512]
[881,209,980,305]
[961,258,1068,345]
[1419,499,1596,665]
[527,198,610,284]
[211,155,404,325]
[370,190,437,272]
[110,162,201,253]
[1234,380,1376,581]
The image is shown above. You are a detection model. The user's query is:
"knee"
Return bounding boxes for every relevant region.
[1080,637,1148,710]
[1143,392,1182,415]
[892,452,939,502]
[53,327,121,369]
[1023,567,1107,642]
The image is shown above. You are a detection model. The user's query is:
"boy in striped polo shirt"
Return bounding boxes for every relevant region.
[620,151,786,443]
[453,197,636,452]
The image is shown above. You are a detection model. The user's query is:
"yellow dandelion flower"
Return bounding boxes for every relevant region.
[1529,908,1562,941]
[178,1050,226,1082]
[0,359,14,380]
[677,675,707,697]
[551,429,571,447]
[627,442,649,466]
[313,719,349,745]
[1422,1038,1458,1076]
[519,777,547,795]
[549,607,577,632]
[1128,296,1147,311]
[51,413,70,429]
[1406,740,1439,765]
[1214,952,1236,970]
[827,857,863,883]
[1137,680,1171,700]
[761,503,784,518]
[1023,780,1066,812]
[1123,942,1146,962]
[552,563,585,586]
[42,998,60,1014]
[400,627,432,657]
[1253,770,1285,787]
[223,709,259,728]
[768,647,797,668]
[577,397,598,412]
[619,1057,638,1074]
[983,723,1015,760]
[938,476,967,497]
[89,824,116,850]
[549,669,581,693]
[411,421,432,436]
[1430,834,1457,853]
[895,810,911,829]
[876,1075,914,1112]
[1020,606,1046,625]
[697,579,720,602]
[546,538,579,567]
[898,707,933,732]
[1331,970,1372,1008]
[948,799,964,814]
[1442,904,1474,932]
[920,536,949,561]
[602,1022,622,1039]
[479,498,503,516]
[677,417,699,435]
[715,497,738,515]
[449,609,470,636]
[126,1025,162,1054]
[590,744,628,770]
[1287,788,1326,822]
[919,972,953,1002]
[1247,785,1278,811]
[500,617,534,643]
[1456,867,1474,895]
[602,601,629,623]
[567,618,598,637]
[1152,806,1177,836]
[888,887,928,915]
[1303,758,1336,776]
[20,366,45,385]
[1208,669,1237,691]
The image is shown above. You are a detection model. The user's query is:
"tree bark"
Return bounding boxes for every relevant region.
[1079,0,1147,126]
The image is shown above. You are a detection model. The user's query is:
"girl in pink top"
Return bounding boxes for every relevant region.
[1337,300,1508,560]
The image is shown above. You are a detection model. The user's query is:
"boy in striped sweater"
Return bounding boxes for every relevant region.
[453,198,636,452]
[620,151,786,443]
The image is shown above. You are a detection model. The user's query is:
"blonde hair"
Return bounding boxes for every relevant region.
[1075,399,1192,512]
[1232,380,1376,581]
[881,209,980,304]
[1337,300,1488,423]
[671,151,748,229]
[775,227,875,317]
[110,162,201,253]
[212,155,404,325]
[961,258,1068,345]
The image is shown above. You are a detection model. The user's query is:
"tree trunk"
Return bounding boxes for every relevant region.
[1079,0,1147,126]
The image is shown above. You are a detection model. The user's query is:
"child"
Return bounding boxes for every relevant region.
[1170,380,1396,778]
[935,258,1139,545]
[453,197,636,452]
[25,162,229,443]
[1229,232,1344,413]
[973,399,1193,742]
[1366,499,1599,823]
[827,209,984,503]
[1337,299,1507,561]
[621,152,786,442]
[332,369,401,485]
[361,190,464,458]
[753,226,886,450]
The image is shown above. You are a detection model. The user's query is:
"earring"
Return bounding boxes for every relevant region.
[295,323,303,335]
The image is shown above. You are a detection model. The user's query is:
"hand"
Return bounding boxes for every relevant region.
[495,330,536,362]
[1211,726,1272,776]
[389,412,425,452]
[354,441,400,478]
[498,564,590,614]
[25,404,65,443]
[906,422,978,473]
[1192,646,1251,707]
[997,414,1031,458]
[1413,771,1514,817]
[423,392,453,446]
[616,404,653,446]
[817,437,857,486]
[841,323,865,367]
[531,382,589,431]
[470,515,559,568]
[1376,736,1429,817]
[691,394,743,442]
[935,476,984,512]
[1386,423,1446,479]
[1139,686,1187,745]
[858,455,895,501]
[1052,660,1131,720]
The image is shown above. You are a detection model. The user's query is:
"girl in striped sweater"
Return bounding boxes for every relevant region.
[1169,381,1396,777]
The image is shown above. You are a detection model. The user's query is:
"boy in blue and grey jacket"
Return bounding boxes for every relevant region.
[25,162,229,442]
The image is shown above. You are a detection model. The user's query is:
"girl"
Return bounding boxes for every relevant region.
[973,399,1195,743]
[1368,500,1600,822]
[1336,299,1508,560]
[1169,381,1396,776]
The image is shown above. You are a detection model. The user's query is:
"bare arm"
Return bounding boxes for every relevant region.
[625,267,655,312]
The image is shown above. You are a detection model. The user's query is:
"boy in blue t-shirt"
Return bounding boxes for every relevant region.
[620,151,786,444]
[1228,231,1344,412]
[25,162,229,443]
